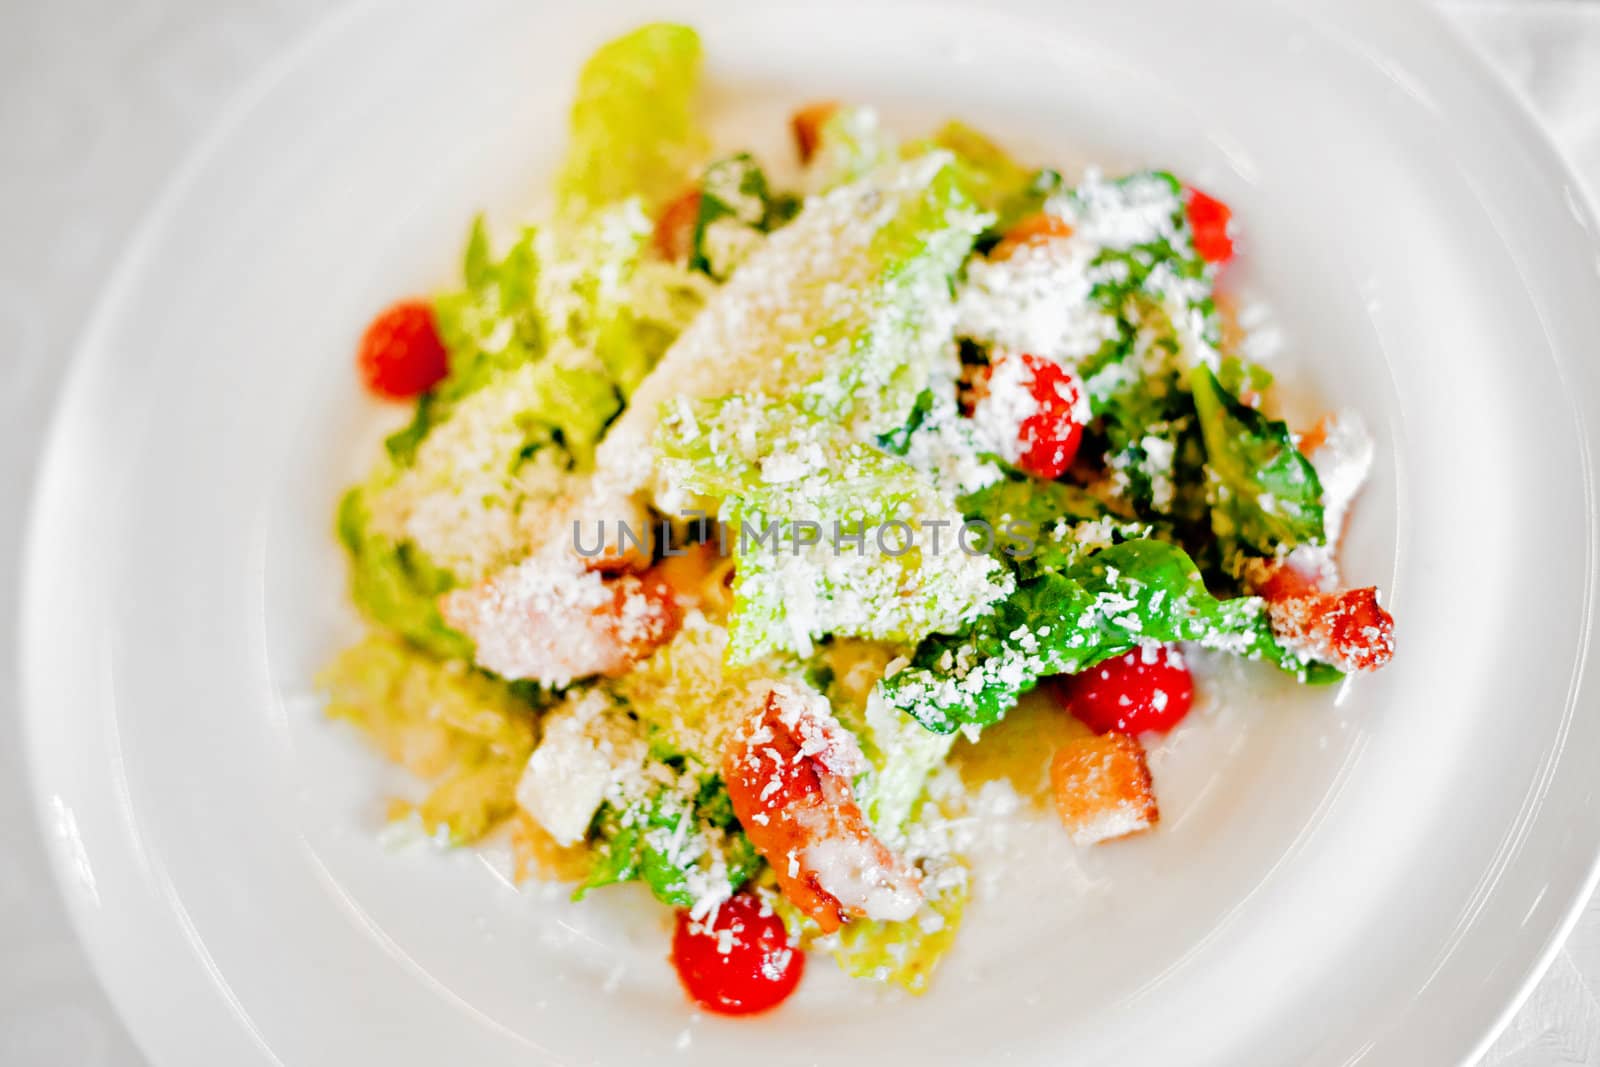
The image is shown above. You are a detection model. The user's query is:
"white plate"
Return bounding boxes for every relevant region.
[22,0,1600,1063]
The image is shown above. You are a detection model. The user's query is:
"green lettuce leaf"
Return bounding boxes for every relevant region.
[984,168,1066,249]
[1075,170,1213,323]
[915,120,1051,238]
[1066,174,1212,519]
[689,153,799,280]
[434,205,679,412]
[858,690,956,835]
[430,217,544,413]
[336,486,473,661]
[348,194,709,597]
[577,774,760,910]
[546,200,708,400]
[783,154,986,435]
[658,396,1010,662]
[1191,364,1325,563]
[612,152,985,470]
[958,474,1153,577]
[557,24,706,218]
[512,362,620,469]
[878,538,1334,734]
[809,105,896,191]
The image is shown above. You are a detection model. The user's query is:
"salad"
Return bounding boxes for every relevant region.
[323,23,1396,1016]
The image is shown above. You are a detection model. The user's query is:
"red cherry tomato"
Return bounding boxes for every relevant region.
[1184,187,1234,265]
[1014,353,1086,481]
[672,893,805,1015]
[1055,646,1195,735]
[357,299,449,399]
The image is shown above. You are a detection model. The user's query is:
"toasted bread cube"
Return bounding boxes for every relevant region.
[1050,732,1159,845]
[791,101,841,163]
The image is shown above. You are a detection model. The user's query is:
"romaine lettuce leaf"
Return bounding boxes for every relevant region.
[336,486,473,660]
[960,475,1113,528]
[404,216,619,470]
[689,153,799,281]
[1191,364,1325,564]
[577,773,761,910]
[1065,172,1215,519]
[958,474,1153,577]
[1074,170,1212,317]
[430,218,544,413]
[809,105,896,191]
[557,24,706,219]
[604,152,985,486]
[543,199,709,400]
[816,640,954,836]
[918,120,1037,222]
[354,205,706,585]
[984,168,1066,249]
[878,538,1334,734]
[432,203,702,422]
[358,356,618,583]
[790,154,985,435]
[657,396,1011,662]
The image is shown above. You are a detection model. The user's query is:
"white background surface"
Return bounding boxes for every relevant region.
[3,1,1598,1064]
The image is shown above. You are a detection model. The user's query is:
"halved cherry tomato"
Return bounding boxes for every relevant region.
[1016,358,1086,480]
[1185,186,1234,265]
[356,299,449,399]
[672,892,804,1015]
[987,352,1087,481]
[1054,646,1195,735]
[970,353,1088,480]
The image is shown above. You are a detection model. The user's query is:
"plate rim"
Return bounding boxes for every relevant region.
[1369,6,1600,1059]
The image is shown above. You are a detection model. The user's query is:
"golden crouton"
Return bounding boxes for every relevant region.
[1050,732,1159,845]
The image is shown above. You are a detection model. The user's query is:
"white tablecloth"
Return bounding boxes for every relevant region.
[2,2,1596,1063]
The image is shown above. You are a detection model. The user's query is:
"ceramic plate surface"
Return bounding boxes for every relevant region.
[23,0,1600,1063]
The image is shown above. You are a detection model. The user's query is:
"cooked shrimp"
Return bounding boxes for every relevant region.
[441,551,681,686]
[723,684,922,932]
